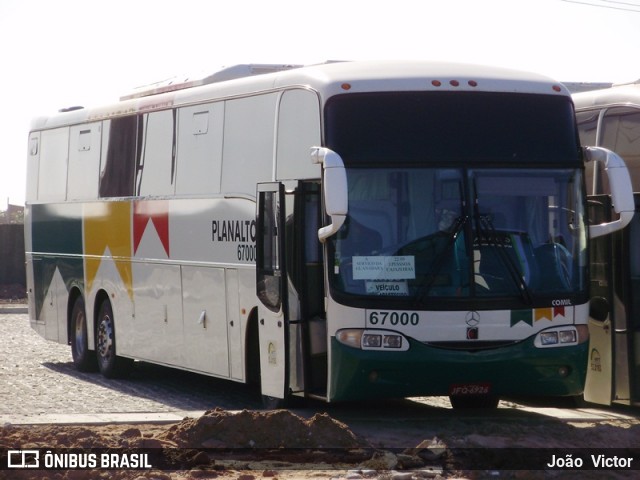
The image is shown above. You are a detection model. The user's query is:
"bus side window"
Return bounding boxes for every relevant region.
[67,124,101,200]
[38,127,69,202]
[176,103,224,195]
[137,110,176,196]
[99,116,139,198]
[601,107,640,192]
[576,110,600,194]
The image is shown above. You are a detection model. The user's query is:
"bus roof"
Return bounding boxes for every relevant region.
[573,81,640,110]
[31,61,571,131]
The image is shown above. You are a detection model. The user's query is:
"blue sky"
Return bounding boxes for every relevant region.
[1,0,639,207]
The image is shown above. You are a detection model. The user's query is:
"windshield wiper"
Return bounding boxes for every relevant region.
[475,214,533,305]
[414,214,469,304]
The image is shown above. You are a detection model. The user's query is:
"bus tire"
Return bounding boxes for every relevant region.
[70,296,97,372]
[449,395,500,409]
[96,299,133,379]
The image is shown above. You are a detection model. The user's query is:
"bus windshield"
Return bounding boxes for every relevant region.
[325,92,587,307]
[330,167,587,304]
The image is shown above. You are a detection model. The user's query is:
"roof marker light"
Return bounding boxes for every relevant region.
[432,80,442,87]
[341,83,351,90]
[552,85,562,92]
[450,80,460,87]
[468,80,478,87]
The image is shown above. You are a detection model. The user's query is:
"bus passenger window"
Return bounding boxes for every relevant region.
[99,116,139,198]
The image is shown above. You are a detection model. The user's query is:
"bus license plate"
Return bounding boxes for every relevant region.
[449,383,491,396]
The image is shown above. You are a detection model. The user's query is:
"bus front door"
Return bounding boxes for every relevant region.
[256,183,290,406]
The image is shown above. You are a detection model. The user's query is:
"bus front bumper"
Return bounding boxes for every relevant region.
[328,336,588,402]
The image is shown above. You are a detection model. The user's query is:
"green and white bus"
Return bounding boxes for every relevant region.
[574,80,640,406]
[25,61,634,408]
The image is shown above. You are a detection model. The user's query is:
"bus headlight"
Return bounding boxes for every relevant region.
[336,329,409,351]
[540,331,559,346]
[383,334,403,349]
[362,333,382,348]
[534,325,588,348]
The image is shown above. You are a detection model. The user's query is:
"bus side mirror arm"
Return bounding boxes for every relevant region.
[585,146,635,239]
[311,147,348,242]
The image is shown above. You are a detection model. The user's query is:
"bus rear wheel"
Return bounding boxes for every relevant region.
[449,394,500,409]
[96,299,133,379]
[70,296,97,372]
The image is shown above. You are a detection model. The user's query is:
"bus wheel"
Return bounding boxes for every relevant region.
[449,395,500,409]
[70,296,97,372]
[96,299,133,379]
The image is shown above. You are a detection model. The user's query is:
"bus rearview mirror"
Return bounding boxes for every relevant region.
[311,147,348,242]
[585,146,635,238]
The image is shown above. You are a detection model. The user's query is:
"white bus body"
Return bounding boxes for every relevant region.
[25,61,633,408]
[574,81,640,406]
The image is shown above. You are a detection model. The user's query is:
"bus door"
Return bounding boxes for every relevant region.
[628,194,640,405]
[288,182,326,398]
[585,195,615,404]
[256,181,327,404]
[585,194,640,405]
[256,183,289,402]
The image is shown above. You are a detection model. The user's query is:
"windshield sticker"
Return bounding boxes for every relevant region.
[366,281,410,296]
[352,256,416,280]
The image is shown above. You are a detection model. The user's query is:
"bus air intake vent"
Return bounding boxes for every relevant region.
[426,340,520,351]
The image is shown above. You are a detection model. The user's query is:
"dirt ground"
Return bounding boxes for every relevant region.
[1,406,640,480]
[1,285,638,478]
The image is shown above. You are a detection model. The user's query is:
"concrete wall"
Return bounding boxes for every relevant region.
[0,224,25,287]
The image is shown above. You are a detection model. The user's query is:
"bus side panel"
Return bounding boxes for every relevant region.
[130,262,183,364]
[181,265,230,376]
[221,94,277,195]
[225,268,244,381]
[176,102,224,195]
[29,202,84,344]
[276,89,322,181]
[67,123,101,200]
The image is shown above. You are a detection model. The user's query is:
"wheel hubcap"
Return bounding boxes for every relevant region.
[97,315,114,362]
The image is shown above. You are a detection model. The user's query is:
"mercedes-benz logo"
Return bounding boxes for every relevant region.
[465,311,480,326]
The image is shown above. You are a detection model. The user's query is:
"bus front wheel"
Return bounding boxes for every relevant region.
[96,299,133,379]
[70,296,97,372]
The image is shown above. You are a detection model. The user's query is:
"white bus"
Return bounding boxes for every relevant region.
[25,61,634,409]
[574,80,640,406]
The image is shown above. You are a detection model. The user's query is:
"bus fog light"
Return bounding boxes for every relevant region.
[540,331,559,345]
[362,334,382,348]
[559,330,577,344]
[383,335,403,349]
